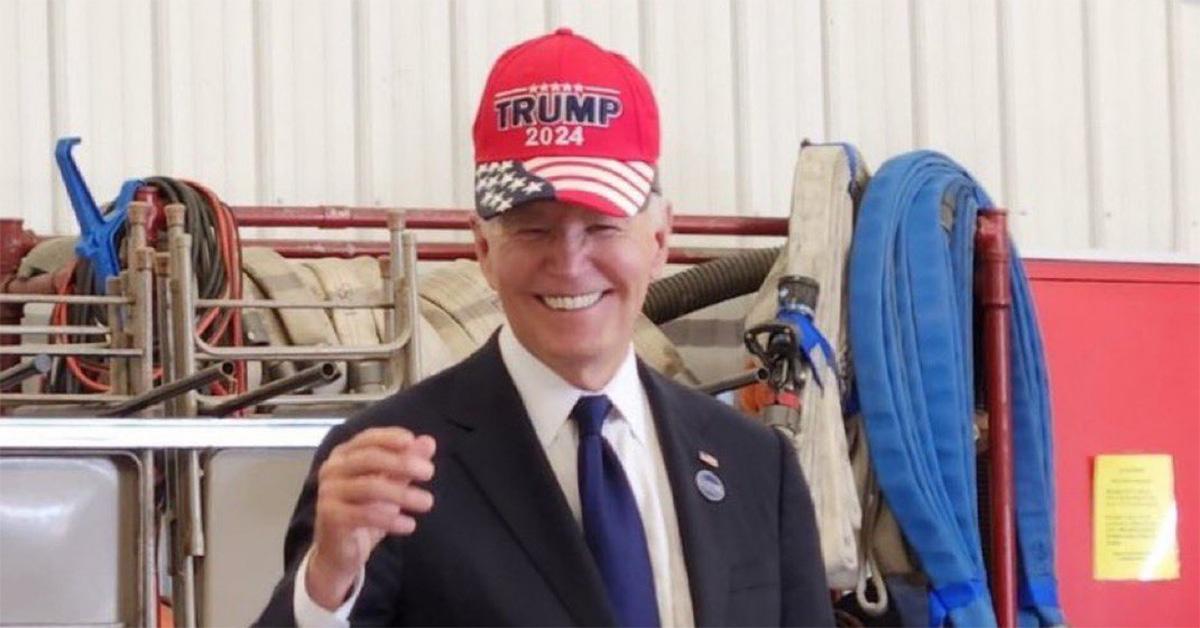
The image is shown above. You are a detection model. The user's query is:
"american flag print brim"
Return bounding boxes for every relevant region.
[474,157,655,219]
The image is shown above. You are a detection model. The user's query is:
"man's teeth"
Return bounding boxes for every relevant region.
[540,292,603,311]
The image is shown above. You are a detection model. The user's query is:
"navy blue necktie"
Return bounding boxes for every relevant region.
[570,395,660,627]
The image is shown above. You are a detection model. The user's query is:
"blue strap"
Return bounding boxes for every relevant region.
[929,579,988,627]
[1018,575,1064,626]
[1018,576,1059,608]
[571,395,660,627]
[777,307,837,389]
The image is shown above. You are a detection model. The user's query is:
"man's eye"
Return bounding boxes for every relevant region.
[587,224,620,234]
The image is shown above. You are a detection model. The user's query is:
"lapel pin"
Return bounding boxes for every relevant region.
[695,469,725,503]
[698,451,719,468]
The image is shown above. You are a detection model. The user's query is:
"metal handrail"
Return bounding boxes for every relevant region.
[98,362,235,418]
[201,362,339,417]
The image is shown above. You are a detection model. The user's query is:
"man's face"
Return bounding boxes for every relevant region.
[473,200,670,388]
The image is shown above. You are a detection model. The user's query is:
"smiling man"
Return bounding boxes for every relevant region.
[257,29,833,627]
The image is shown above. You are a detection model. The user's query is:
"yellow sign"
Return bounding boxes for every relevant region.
[1093,454,1180,581]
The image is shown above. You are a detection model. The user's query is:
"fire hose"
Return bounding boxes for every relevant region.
[848,150,1062,626]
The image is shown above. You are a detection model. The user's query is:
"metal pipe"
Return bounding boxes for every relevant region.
[138,449,156,628]
[379,248,400,389]
[0,392,128,404]
[155,253,179,416]
[202,361,340,417]
[176,470,199,628]
[0,344,144,357]
[697,368,768,397]
[0,294,130,305]
[127,202,149,260]
[98,361,235,417]
[194,389,394,408]
[228,206,790,236]
[0,324,110,336]
[402,231,422,386]
[130,248,156,402]
[0,354,52,389]
[193,336,406,361]
[106,276,129,398]
[194,297,393,309]
[977,209,1016,628]
[385,219,406,389]
[167,204,198,417]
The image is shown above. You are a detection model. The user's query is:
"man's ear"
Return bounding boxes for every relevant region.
[650,199,672,279]
[471,216,501,290]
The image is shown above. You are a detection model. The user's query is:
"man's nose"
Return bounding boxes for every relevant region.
[546,228,589,275]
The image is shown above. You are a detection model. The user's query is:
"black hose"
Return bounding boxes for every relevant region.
[642,246,781,325]
[47,178,235,394]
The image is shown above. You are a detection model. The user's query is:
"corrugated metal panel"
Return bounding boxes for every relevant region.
[999,0,1093,249]
[1087,0,1174,251]
[1169,0,1200,253]
[1,0,1196,257]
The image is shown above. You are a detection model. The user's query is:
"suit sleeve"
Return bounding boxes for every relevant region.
[774,428,836,627]
[253,421,406,627]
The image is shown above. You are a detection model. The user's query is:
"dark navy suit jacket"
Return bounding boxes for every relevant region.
[256,335,833,626]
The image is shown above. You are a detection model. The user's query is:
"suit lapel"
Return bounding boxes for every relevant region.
[446,336,615,626]
[640,363,731,627]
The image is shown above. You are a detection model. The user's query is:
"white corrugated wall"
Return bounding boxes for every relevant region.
[2,0,1197,257]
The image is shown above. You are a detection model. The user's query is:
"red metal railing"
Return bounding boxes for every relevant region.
[228,205,790,236]
[977,209,1017,628]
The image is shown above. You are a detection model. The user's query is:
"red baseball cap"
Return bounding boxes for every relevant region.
[472,28,660,219]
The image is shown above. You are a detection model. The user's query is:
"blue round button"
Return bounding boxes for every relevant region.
[695,469,725,502]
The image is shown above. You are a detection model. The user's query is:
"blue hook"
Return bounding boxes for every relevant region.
[54,137,143,293]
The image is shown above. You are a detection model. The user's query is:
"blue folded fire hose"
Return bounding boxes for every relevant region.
[848,150,1063,626]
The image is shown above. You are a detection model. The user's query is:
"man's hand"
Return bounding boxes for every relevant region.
[305,427,437,610]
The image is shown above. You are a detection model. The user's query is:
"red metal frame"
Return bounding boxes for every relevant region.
[228,205,790,236]
[977,209,1016,628]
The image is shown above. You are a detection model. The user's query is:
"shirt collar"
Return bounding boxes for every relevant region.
[498,326,649,448]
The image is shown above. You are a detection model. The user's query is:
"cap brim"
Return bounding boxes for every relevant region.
[474,157,655,219]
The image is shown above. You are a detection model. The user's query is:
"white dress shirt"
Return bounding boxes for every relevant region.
[296,326,695,626]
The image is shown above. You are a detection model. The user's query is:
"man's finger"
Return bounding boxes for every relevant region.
[343,427,418,454]
[389,514,417,535]
[320,501,403,532]
[409,434,437,460]
[331,446,432,481]
[326,475,439,509]
[400,486,435,514]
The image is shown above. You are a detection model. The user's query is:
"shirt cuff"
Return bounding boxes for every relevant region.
[293,547,365,628]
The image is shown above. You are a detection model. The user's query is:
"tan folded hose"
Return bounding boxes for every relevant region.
[244,254,697,387]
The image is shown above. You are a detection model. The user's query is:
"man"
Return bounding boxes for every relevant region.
[257,28,833,627]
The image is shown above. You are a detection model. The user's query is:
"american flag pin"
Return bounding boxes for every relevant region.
[698,451,719,468]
